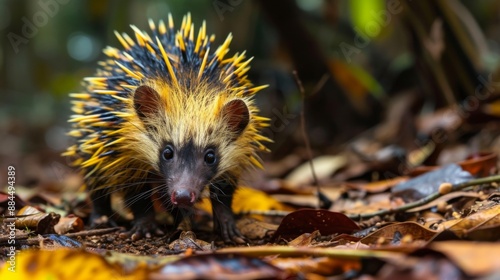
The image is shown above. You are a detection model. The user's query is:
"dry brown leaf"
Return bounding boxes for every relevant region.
[340,193,400,215]
[442,203,500,238]
[360,222,438,248]
[152,253,289,279]
[285,155,347,186]
[430,241,500,276]
[168,231,211,251]
[54,215,84,234]
[236,217,279,240]
[288,230,321,246]
[345,176,409,193]
[270,256,360,277]
[15,206,60,234]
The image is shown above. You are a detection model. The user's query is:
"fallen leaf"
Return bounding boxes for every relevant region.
[285,155,347,186]
[374,254,462,280]
[430,241,500,277]
[15,206,60,234]
[346,176,409,193]
[340,193,399,216]
[54,215,84,234]
[197,186,292,216]
[270,256,360,277]
[288,230,321,246]
[0,249,146,280]
[459,152,498,177]
[392,164,473,201]
[152,253,290,279]
[272,185,344,208]
[442,203,500,238]
[360,222,438,248]
[272,209,360,242]
[236,217,278,240]
[168,231,211,251]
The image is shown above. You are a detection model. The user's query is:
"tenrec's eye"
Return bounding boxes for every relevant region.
[162,146,174,161]
[204,150,216,165]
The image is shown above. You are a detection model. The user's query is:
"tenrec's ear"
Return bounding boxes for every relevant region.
[134,85,160,122]
[221,99,250,136]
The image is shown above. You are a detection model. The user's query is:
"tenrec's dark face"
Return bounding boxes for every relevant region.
[158,139,219,208]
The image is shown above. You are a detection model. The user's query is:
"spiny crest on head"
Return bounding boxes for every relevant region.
[91,12,267,96]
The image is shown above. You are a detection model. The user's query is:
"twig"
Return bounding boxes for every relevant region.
[347,174,500,220]
[311,73,329,96]
[0,233,29,243]
[293,70,329,210]
[238,210,292,217]
[292,71,319,187]
[218,245,404,260]
[0,227,121,245]
[63,227,121,237]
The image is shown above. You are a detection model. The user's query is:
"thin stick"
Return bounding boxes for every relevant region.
[292,71,319,187]
[347,174,500,220]
[0,227,121,246]
[63,227,121,237]
[293,70,331,211]
[311,74,329,96]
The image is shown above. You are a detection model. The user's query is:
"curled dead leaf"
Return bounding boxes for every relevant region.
[54,215,84,234]
[15,206,60,234]
[360,222,438,249]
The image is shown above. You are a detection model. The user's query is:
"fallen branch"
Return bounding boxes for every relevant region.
[347,174,500,220]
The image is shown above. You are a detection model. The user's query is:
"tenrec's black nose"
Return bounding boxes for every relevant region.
[171,189,196,207]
